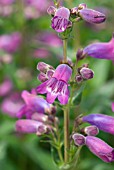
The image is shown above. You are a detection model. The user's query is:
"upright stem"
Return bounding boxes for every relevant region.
[63,39,67,63]
[63,38,69,163]
[64,108,69,163]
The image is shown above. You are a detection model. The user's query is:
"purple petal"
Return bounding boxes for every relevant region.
[86,136,114,162]
[15,119,43,133]
[51,16,69,33]
[46,92,57,104]
[83,33,114,61]
[58,83,69,105]
[55,7,70,19]
[53,64,72,82]
[79,8,106,24]
[36,80,49,94]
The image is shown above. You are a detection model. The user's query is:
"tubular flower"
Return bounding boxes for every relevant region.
[83,113,114,135]
[36,64,72,105]
[51,7,72,33]
[16,90,53,119]
[85,136,114,163]
[15,119,51,135]
[83,33,114,62]
[79,8,106,24]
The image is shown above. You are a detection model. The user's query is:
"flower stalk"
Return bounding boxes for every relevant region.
[64,107,69,163]
[63,39,68,63]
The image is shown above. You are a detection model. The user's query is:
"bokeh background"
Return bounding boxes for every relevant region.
[0,0,114,170]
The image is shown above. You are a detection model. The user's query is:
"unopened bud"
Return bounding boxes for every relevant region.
[84,125,99,136]
[80,67,94,80]
[76,49,86,61]
[78,3,87,10]
[47,6,56,16]
[37,72,48,82]
[72,133,85,146]
[79,8,106,24]
[36,125,49,136]
[75,75,83,84]
[37,62,54,73]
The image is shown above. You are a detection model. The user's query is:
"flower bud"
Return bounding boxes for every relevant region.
[36,124,51,136]
[47,6,56,16]
[75,75,83,84]
[37,72,48,82]
[80,67,94,80]
[83,113,114,135]
[72,133,86,146]
[76,49,85,61]
[15,119,44,134]
[79,8,106,24]
[84,125,99,136]
[37,62,54,73]
[85,136,114,162]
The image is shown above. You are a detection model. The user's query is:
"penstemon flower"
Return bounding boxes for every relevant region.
[82,113,114,135]
[16,90,54,119]
[83,33,114,62]
[50,7,72,33]
[85,136,114,163]
[36,64,72,105]
[15,119,52,135]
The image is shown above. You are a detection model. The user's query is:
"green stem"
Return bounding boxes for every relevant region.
[63,39,67,63]
[64,108,69,163]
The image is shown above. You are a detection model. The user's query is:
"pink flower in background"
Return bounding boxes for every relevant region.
[112,102,114,112]
[0,0,14,5]
[33,48,50,58]
[1,92,24,117]
[0,79,13,97]
[37,32,62,47]
[24,0,50,19]
[0,32,21,53]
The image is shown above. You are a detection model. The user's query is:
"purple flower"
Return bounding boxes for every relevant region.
[51,7,72,33]
[16,90,53,118]
[83,33,114,62]
[85,136,114,162]
[112,102,114,112]
[15,119,51,135]
[83,113,114,135]
[79,8,106,24]
[36,64,72,105]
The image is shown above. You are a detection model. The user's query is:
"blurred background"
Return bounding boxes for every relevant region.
[0,0,114,170]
